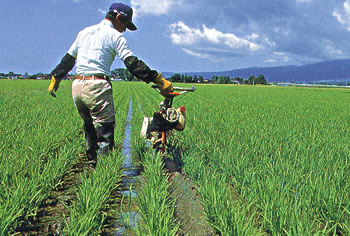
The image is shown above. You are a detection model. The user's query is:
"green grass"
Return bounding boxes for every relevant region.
[129,82,179,234]
[125,83,350,234]
[64,151,124,235]
[134,149,179,235]
[177,85,350,234]
[0,80,82,233]
[1,80,349,235]
[63,81,130,234]
[0,80,127,234]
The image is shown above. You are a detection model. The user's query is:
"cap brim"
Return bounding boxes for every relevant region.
[126,21,137,31]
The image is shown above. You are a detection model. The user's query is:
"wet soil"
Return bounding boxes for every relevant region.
[164,158,215,236]
[15,155,213,235]
[15,156,92,235]
[100,165,143,235]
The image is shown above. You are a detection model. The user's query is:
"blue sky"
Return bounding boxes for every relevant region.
[2,0,350,74]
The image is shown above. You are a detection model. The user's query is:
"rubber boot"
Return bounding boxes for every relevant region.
[83,121,98,167]
[95,122,115,157]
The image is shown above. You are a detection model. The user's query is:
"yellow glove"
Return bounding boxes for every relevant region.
[48,75,61,98]
[153,73,173,96]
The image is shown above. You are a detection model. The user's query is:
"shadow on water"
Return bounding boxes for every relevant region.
[160,141,185,174]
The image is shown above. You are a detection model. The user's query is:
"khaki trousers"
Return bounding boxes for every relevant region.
[72,79,115,163]
[72,79,115,124]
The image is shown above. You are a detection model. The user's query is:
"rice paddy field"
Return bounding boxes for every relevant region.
[0,79,349,235]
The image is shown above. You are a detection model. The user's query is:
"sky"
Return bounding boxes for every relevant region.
[1,0,350,75]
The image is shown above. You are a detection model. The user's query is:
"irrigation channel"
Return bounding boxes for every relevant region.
[103,97,212,235]
[14,97,211,235]
[106,97,142,235]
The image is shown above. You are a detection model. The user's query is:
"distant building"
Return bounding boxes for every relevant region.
[233,80,240,84]
[10,74,21,79]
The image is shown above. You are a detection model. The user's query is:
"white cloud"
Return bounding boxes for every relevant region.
[345,0,350,14]
[182,49,211,59]
[270,52,291,63]
[274,52,287,57]
[97,8,107,15]
[333,0,350,30]
[169,21,261,52]
[130,0,182,17]
[333,10,346,24]
[169,21,202,45]
[325,40,343,56]
[296,0,312,3]
[181,48,227,62]
[247,33,259,41]
[264,59,277,63]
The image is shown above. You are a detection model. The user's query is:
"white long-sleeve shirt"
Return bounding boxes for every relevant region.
[68,19,134,76]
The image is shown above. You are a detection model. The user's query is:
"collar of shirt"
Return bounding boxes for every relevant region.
[101,19,114,28]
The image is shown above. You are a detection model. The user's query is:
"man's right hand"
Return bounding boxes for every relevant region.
[48,75,61,98]
[153,73,173,95]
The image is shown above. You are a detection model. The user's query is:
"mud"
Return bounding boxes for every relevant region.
[15,156,92,235]
[164,158,214,236]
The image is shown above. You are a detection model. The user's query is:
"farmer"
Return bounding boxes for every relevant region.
[48,3,173,167]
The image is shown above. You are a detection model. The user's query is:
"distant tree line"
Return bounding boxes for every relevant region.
[168,73,267,85]
[0,72,58,80]
[111,68,138,81]
[1,69,268,85]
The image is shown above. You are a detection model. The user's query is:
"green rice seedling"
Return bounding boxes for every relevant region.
[62,81,131,235]
[0,80,82,233]
[177,85,350,234]
[117,184,138,231]
[126,82,180,234]
[135,150,179,235]
[63,151,124,235]
[5,81,346,235]
[0,80,134,234]
[108,83,349,235]
[181,151,263,235]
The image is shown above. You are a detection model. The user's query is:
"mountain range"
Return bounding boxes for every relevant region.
[163,59,350,83]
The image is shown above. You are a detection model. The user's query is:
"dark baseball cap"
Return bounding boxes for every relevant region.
[109,3,137,31]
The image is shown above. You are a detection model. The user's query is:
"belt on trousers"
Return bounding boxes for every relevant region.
[75,74,110,81]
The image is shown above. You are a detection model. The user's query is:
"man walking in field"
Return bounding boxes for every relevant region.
[48,3,173,167]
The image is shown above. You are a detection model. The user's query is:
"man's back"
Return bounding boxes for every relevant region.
[68,19,133,76]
